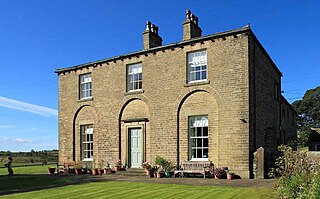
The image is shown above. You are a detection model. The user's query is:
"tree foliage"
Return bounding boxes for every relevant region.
[292,86,320,146]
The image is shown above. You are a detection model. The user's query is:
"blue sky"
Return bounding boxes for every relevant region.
[0,0,319,152]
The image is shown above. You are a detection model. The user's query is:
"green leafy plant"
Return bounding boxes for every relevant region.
[269,145,320,198]
[154,156,173,172]
[142,161,152,170]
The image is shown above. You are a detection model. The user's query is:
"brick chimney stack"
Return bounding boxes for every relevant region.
[143,21,162,50]
[182,10,202,41]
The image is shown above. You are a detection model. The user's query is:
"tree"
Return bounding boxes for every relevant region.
[292,86,320,146]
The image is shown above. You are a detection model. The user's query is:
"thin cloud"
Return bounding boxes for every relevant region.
[0,136,9,143]
[0,96,58,117]
[0,125,15,129]
[14,138,33,143]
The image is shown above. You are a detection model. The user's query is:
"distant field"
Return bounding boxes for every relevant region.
[0,165,275,199]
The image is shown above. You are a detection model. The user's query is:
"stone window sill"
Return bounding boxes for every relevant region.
[184,80,210,87]
[125,89,144,96]
[78,97,93,102]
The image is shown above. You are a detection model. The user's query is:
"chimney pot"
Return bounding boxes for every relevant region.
[143,21,162,49]
[183,10,202,40]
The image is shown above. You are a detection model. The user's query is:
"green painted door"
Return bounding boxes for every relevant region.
[130,128,142,168]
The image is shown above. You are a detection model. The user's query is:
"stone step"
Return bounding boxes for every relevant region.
[113,168,148,176]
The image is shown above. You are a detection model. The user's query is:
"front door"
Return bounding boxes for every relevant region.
[129,128,142,168]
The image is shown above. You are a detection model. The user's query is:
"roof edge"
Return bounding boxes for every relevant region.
[55,25,251,74]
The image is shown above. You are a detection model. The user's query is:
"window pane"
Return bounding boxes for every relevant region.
[138,81,142,89]
[190,73,195,81]
[197,138,202,147]
[196,127,202,136]
[202,65,206,70]
[197,149,202,158]
[129,75,133,82]
[191,149,196,159]
[190,65,195,72]
[203,138,208,147]
[203,127,208,136]
[190,128,195,137]
[129,83,133,91]
[138,73,142,81]
[196,72,200,80]
[203,149,208,158]
[191,138,196,147]
[202,71,207,80]
[134,82,139,90]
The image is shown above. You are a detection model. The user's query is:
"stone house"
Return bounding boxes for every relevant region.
[56,10,296,178]
[308,128,320,151]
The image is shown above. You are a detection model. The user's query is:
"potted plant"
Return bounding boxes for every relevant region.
[104,161,111,174]
[227,171,235,180]
[74,161,82,175]
[97,160,104,175]
[213,168,226,179]
[91,161,98,175]
[155,156,169,178]
[114,159,122,172]
[164,161,174,178]
[48,167,56,175]
[142,161,152,175]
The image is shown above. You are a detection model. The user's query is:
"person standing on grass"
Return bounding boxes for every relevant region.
[5,156,14,176]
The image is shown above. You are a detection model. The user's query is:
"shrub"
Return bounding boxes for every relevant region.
[270,145,320,199]
[154,156,173,172]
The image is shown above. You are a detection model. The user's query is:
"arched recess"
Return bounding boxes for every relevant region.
[176,89,219,165]
[118,98,151,168]
[73,105,97,162]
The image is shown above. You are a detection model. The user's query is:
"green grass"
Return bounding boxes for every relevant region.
[0,165,275,199]
[0,181,275,199]
[0,164,56,175]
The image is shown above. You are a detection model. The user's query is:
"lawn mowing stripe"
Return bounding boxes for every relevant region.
[0,181,275,199]
[20,184,96,199]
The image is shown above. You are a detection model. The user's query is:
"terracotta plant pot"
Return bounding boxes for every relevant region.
[227,173,234,180]
[97,169,103,175]
[114,166,121,172]
[48,167,56,175]
[146,169,152,176]
[104,168,111,174]
[92,168,98,175]
[75,168,82,175]
[156,172,164,178]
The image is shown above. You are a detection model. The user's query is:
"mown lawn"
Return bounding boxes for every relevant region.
[0,181,275,199]
[0,165,275,199]
[0,164,56,175]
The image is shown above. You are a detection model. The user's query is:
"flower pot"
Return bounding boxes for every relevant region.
[156,172,164,178]
[227,173,234,180]
[75,168,82,175]
[104,168,111,174]
[146,169,152,176]
[92,168,98,175]
[114,166,121,172]
[97,169,103,175]
[48,167,56,175]
[165,171,173,178]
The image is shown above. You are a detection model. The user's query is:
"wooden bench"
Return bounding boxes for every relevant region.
[174,161,213,179]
